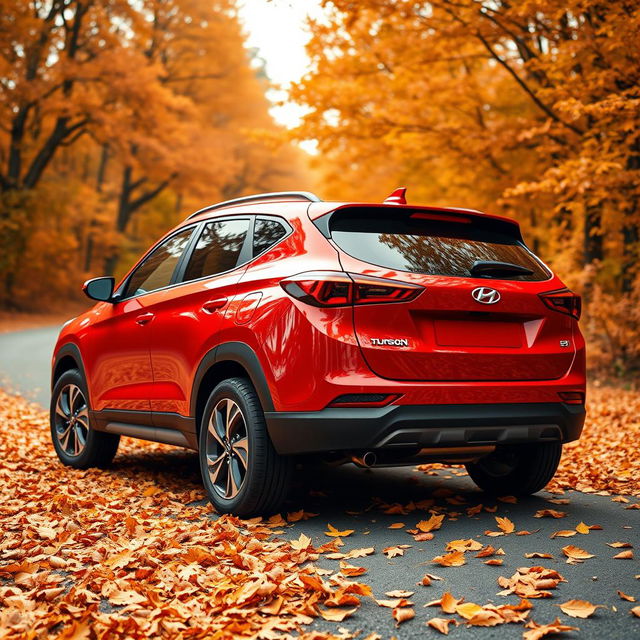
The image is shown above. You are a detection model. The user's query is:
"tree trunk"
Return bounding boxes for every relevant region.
[583,206,603,265]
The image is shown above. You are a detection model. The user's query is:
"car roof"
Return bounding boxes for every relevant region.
[182,190,519,231]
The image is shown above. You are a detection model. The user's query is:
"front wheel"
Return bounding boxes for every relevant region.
[198,377,292,516]
[465,442,562,496]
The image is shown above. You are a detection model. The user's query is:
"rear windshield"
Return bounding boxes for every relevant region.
[329,208,549,281]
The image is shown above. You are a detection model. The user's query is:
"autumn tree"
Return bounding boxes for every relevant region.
[293,0,640,376]
[0,0,309,303]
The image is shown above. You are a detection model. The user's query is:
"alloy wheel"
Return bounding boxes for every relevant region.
[54,384,89,457]
[205,398,249,499]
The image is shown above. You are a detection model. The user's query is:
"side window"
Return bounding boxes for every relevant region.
[183,218,250,282]
[122,227,193,298]
[253,218,287,257]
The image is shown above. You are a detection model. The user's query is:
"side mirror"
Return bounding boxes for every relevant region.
[83,277,115,302]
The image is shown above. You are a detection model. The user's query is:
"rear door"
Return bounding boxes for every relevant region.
[327,207,576,382]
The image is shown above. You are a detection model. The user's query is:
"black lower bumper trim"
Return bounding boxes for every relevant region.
[264,402,585,455]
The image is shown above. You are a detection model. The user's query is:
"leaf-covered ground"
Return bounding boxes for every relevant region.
[0,387,638,639]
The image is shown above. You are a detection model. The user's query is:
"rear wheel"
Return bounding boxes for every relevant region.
[50,369,120,469]
[198,377,292,516]
[465,442,562,496]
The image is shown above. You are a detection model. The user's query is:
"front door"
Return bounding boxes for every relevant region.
[82,226,194,412]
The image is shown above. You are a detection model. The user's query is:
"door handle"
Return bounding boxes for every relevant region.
[135,312,154,325]
[201,297,228,314]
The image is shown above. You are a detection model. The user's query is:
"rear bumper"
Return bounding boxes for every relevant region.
[265,402,585,455]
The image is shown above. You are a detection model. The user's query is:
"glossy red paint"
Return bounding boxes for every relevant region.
[53,194,586,431]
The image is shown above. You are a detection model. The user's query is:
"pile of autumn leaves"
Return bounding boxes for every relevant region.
[0,387,638,639]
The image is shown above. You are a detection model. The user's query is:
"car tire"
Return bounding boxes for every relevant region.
[465,442,562,496]
[198,377,292,517]
[50,369,120,469]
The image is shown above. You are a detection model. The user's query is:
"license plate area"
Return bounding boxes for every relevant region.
[434,319,523,348]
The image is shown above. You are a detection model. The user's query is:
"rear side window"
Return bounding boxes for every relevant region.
[183,218,250,281]
[253,218,287,257]
[329,208,549,281]
[123,227,193,297]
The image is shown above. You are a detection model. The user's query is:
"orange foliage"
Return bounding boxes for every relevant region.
[0,0,310,308]
[293,0,640,379]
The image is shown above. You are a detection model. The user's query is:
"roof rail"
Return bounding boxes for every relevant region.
[186,191,322,220]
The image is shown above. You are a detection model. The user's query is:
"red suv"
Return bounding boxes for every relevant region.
[50,189,585,515]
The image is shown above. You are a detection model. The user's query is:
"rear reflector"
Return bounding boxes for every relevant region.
[540,289,582,320]
[328,393,400,408]
[281,271,424,308]
[558,391,585,404]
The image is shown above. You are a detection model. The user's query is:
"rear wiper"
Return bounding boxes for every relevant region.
[470,260,533,278]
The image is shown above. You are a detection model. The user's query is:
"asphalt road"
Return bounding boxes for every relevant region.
[1,326,638,638]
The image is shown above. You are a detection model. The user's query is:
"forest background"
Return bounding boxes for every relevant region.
[1,0,638,382]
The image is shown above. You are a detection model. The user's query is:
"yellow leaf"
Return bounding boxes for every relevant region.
[495,516,515,534]
[417,514,445,533]
[325,523,354,537]
[455,602,482,619]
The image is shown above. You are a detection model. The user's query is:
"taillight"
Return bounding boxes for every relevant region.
[539,289,581,320]
[280,271,424,307]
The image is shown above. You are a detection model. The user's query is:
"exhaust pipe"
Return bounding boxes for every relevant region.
[352,451,377,468]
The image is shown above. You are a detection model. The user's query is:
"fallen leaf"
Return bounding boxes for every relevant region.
[425,591,463,614]
[377,598,413,608]
[319,607,357,622]
[393,606,415,626]
[551,530,577,538]
[446,538,483,552]
[389,522,405,529]
[339,560,367,577]
[427,617,458,634]
[414,532,434,542]
[525,553,553,559]
[290,533,312,550]
[631,606,640,618]
[383,545,408,558]
[342,547,374,559]
[534,509,566,519]
[523,618,578,640]
[562,545,594,561]
[432,550,466,567]
[455,602,483,620]
[575,522,590,534]
[108,590,147,606]
[386,590,415,598]
[325,523,354,537]
[613,550,634,559]
[557,599,602,618]
[496,516,515,533]
[420,573,442,586]
[417,514,445,533]
[484,558,503,566]
[607,541,633,548]
[618,590,636,602]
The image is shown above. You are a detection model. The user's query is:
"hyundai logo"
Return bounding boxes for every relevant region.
[471,287,501,304]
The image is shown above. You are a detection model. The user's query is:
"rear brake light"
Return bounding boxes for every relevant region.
[280,271,424,307]
[539,289,581,320]
[410,212,471,224]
